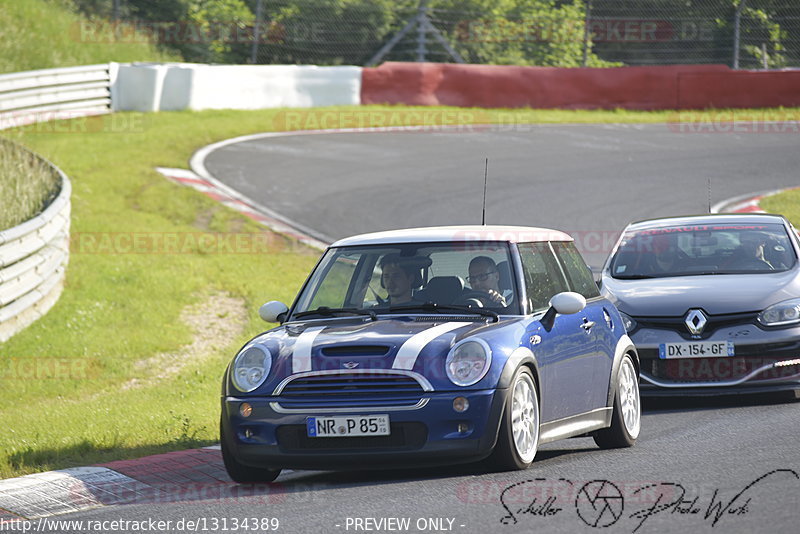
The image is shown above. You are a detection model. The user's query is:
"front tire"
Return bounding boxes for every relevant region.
[220,418,281,483]
[491,366,539,470]
[594,354,641,449]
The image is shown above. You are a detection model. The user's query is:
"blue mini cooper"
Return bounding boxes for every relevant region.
[220,226,640,482]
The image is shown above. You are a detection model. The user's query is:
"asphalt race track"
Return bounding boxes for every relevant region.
[201,123,800,267]
[64,124,800,533]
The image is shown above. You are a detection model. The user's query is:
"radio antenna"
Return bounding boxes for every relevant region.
[707,178,712,213]
[482,158,488,225]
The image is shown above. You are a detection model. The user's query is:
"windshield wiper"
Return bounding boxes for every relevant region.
[293,307,377,321]
[612,274,657,280]
[387,302,499,322]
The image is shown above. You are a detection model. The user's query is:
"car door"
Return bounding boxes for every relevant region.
[552,241,611,411]
[517,242,597,422]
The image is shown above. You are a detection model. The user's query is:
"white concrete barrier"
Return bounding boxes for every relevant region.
[113,63,362,111]
[0,150,71,343]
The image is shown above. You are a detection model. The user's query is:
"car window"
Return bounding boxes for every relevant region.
[292,242,521,316]
[552,241,600,299]
[609,222,797,278]
[517,242,569,312]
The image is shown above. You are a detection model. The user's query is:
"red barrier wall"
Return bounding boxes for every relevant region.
[361,62,800,110]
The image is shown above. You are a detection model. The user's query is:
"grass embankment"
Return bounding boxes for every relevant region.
[760,190,800,220]
[1,105,799,479]
[0,0,177,74]
[0,140,61,230]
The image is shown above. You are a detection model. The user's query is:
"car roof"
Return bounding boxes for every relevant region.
[331,225,573,247]
[625,213,789,231]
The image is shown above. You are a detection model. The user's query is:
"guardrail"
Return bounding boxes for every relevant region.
[0,63,116,129]
[0,151,71,343]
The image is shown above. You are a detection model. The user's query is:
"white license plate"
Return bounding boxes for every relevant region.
[306,414,390,438]
[658,341,735,359]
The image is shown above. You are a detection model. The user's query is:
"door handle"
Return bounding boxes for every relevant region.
[581,320,595,331]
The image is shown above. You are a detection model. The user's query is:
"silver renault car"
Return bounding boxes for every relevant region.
[601,213,800,397]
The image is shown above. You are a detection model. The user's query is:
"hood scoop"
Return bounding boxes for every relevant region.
[320,345,391,357]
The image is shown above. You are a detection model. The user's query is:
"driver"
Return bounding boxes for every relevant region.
[467,256,511,306]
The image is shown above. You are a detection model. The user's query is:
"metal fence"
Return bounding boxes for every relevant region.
[244,0,800,68]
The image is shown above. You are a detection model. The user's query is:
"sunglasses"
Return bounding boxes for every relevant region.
[467,271,496,283]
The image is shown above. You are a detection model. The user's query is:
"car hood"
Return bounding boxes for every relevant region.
[602,270,800,316]
[239,316,528,394]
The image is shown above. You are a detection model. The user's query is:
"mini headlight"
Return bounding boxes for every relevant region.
[446,339,492,387]
[619,311,637,333]
[231,345,272,392]
[758,299,800,327]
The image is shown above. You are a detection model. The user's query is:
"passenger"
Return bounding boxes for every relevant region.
[379,254,421,306]
[649,234,681,274]
[467,256,512,306]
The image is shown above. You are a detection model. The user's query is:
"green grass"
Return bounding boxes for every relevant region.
[2,104,800,479]
[0,140,61,230]
[760,188,800,220]
[0,0,178,73]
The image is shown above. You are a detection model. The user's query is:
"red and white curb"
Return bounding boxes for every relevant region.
[712,187,799,214]
[156,167,328,251]
[0,446,301,522]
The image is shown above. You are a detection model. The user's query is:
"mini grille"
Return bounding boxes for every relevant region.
[277,373,426,410]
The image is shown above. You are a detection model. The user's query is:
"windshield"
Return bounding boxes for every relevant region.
[609,222,797,279]
[291,242,521,318]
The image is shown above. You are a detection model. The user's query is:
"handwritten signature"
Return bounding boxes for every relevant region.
[499,469,799,531]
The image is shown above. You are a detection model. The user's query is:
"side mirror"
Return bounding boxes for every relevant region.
[541,292,587,331]
[549,292,587,315]
[259,301,289,323]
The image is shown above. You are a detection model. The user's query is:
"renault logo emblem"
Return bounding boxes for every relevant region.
[342,361,359,369]
[684,309,707,335]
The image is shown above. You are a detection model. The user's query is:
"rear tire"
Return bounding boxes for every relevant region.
[594,354,641,449]
[220,418,281,483]
[490,366,539,470]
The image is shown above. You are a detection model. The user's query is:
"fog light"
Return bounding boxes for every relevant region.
[453,397,469,413]
[457,423,470,434]
[244,428,254,439]
[239,403,253,418]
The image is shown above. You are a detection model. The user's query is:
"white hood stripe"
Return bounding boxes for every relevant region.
[392,322,471,370]
[293,326,326,373]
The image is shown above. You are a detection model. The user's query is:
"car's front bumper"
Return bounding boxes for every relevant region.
[221,388,507,470]
[630,323,800,395]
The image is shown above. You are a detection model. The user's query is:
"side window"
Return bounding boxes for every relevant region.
[517,242,569,312]
[552,242,600,299]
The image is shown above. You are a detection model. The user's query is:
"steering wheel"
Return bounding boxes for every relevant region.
[455,290,490,308]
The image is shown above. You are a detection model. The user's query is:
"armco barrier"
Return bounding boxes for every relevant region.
[0,151,71,343]
[361,62,800,110]
[0,64,116,129]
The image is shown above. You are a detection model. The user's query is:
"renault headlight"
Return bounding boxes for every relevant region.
[758,298,800,327]
[232,345,272,392]
[446,339,492,387]
[619,311,637,333]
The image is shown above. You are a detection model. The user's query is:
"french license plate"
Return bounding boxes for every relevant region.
[306,414,390,438]
[658,341,734,359]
